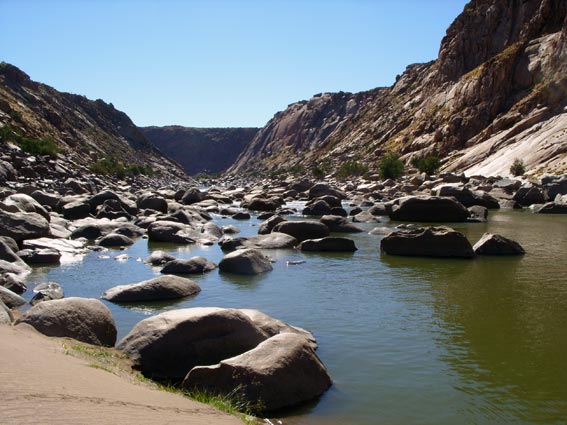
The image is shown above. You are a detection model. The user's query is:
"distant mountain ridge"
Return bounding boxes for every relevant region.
[141,126,259,175]
[229,0,567,177]
[0,62,188,184]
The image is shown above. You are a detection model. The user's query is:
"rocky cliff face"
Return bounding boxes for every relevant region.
[0,63,188,186]
[229,0,567,177]
[141,126,258,175]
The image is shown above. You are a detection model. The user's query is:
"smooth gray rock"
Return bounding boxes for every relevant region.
[145,250,176,266]
[183,333,332,413]
[473,233,525,255]
[2,193,51,221]
[381,226,474,258]
[257,215,285,235]
[272,221,330,242]
[17,248,61,264]
[0,210,50,242]
[0,285,26,308]
[320,215,363,233]
[137,192,168,213]
[15,297,117,346]
[102,275,201,302]
[219,233,298,252]
[298,237,357,252]
[147,220,196,244]
[218,248,273,275]
[389,196,470,222]
[97,233,134,247]
[0,299,13,324]
[160,256,217,274]
[30,282,64,305]
[116,307,269,380]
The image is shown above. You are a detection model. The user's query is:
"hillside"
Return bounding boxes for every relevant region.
[141,126,258,175]
[229,0,567,178]
[0,63,188,187]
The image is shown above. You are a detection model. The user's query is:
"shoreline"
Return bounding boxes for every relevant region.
[0,324,244,425]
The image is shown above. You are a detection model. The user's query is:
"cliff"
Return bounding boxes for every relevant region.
[229,0,567,177]
[141,126,258,175]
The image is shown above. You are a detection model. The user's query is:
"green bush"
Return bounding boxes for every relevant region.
[336,160,369,179]
[411,155,441,175]
[312,166,325,179]
[20,136,60,158]
[378,153,404,179]
[90,157,126,178]
[125,163,154,176]
[510,158,525,176]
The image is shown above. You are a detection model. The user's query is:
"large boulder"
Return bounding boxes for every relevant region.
[144,250,176,266]
[0,285,26,308]
[219,249,273,275]
[160,256,217,274]
[0,299,13,324]
[302,199,332,216]
[381,226,474,258]
[180,188,206,205]
[219,233,298,252]
[308,183,346,200]
[513,184,546,206]
[116,307,269,380]
[137,192,168,213]
[183,333,332,413]
[473,233,525,255]
[246,197,282,212]
[61,200,92,220]
[1,193,51,221]
[15,297,117,346]
[257,215,285,235]
[298,237,357,252]
[320,215,363,233]
[102,275,201,302]
[16,247,61,264]
[433,185,499,208]
[0,210,50,242]
[272,221,330,242]
[30,282,64,305]
[97,233,135,247]
[533,194,567,214]
[389,196,470,222]
[147,220,196,244]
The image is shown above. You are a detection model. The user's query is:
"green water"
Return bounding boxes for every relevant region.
[25,209,567,424]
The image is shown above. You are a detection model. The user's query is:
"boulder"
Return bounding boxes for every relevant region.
[389,196,470,222]
[298,237,357,252]
[147,220,196,244]
[302,200,332,216]
[352,210,381,223]
[2,193,51,221]
[381,226,474,258]
[137,193,168,213]
[0,210,50,242]
[160,256,217,274]
[102,275,201,302]
[473,233,525,255]
[0,285,26,308]
[231,212,250,220]
[308,183,346,200]
[144,250,176,266]
[0,272,27,294]
[257,215,285,235]
[0,237,22,263]
[513,184,546,206]
[219,248,273,275]
[97,233,135,247]
[15,297,117,346]
[247,197,282,212]
[17,248,61,264]
[30,282,64,305]
[320,215,363,233]
[533,195,567,214]
[95,199,133,220]
[61,200,92,220]
[180,188,206,205]
[0,299,13,324]
[30,190,61,209]
[219,233,298,252]
[116,307,269,380]
[468,205,488,222]
[183,333,332,413]
[272,221,330,242]
[221,225,240,234]
[433,185,499,208]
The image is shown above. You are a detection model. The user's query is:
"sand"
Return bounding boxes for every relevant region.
[0,324,243,425]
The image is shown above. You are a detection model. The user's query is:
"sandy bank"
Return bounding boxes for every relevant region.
[0,324,243,425]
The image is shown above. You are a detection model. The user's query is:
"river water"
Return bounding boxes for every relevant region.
[25,207,567,424]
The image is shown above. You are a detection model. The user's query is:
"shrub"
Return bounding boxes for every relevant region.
[20,136,60,158]
[510,158,525,176]
[125,163,154,176]
[90,157,125,178]
[411,155,441,175]
[312,166,325,179]
[336,160,369,180]
[378,153,404,179]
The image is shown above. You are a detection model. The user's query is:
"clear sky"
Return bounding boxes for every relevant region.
[0,0,469,128]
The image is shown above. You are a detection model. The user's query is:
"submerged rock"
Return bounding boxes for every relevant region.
[160,256,217,275]
[102,275,201,302]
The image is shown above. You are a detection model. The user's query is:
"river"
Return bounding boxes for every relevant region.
[25,207,567,424]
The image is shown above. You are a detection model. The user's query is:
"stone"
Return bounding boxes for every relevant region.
[468,205,488,222]
[102,275,201,302]
[473,233,525,255]
[147,220,196,244]
[352,210,381,223]
[30,190,61,209]
[0,299,13,324]
[219,233,298,252]
[15,297,117,346]
[320,215,363,233]
[247,197,282,212]
[219,248,273,275]
[17,248,61,264]
[298,237,357,252]
[180,188,206,205]
[0,272,27,294]
[433,184,499,208]
[308,183,346,200]
[97,233,135,247]
[2,193,51,221]
[389,196,470,222]
[302,200,332,216]
[160,256,217,274]
[0,238,22,263]
[0,285,26,308]
[183,333,332,413]
[0,210,50,242]
[272,221,330,242]
[513,184,546,206]
[116,307,269,381]
[61,200,92,220]
[231,212,250,220]
[257,215,285,235]
[137,192,168,213]
[381,226,474,258]
[221,225,240,234]
[144,250,176,266]
[30,281,64,305]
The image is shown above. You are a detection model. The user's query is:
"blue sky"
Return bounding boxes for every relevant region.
[0,0,469,128]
